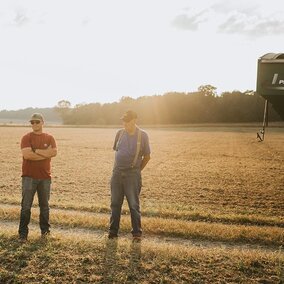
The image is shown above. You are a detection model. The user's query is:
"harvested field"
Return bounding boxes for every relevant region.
[0,125,283,283]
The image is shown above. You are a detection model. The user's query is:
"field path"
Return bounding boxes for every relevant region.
[0,203,280,254]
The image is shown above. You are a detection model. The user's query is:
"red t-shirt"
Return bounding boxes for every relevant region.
[21,132,57,179]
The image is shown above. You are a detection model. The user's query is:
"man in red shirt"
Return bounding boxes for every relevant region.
[19,113,57,242]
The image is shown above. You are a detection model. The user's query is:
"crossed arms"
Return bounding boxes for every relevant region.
[22,146,57,161]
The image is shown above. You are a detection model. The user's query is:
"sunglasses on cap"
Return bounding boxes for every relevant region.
[30,120,41,125]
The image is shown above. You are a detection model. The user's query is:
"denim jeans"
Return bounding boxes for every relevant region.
[109,168,142,236]
[18,177,51,238]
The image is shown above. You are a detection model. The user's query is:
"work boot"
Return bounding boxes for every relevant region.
[19,235,27,243]
[41,231,51,240]
[108,233,118,239]
[132,235,142,243]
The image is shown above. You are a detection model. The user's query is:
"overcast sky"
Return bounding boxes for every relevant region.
[1,0,284,110]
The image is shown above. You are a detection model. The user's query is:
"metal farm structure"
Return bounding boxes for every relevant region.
[256,53,284,141]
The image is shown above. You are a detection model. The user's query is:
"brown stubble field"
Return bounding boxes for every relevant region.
[0,125,283,283]
[1,126,283,218]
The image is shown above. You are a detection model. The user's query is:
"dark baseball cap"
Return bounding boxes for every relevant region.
[121,110,138,122]
[29,113,44,122]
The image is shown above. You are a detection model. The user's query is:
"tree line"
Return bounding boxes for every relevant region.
[55,86,282,125]
[0,107,61,123]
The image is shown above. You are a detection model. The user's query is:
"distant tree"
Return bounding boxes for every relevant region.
[54,100,72,124]
[57,100,71,108]
[244,90,254,96]
[0,107,61,123]
[198,85,217,97]
[119,96,135,103]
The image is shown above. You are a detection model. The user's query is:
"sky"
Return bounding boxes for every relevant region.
[1,0,284,110]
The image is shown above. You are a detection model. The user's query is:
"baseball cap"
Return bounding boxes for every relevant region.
[29,113,44,122]
[121,110,138,122]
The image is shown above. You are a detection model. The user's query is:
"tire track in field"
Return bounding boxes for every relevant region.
[1,201,283,227]
[0,219,280,254]
[0,204,281,254]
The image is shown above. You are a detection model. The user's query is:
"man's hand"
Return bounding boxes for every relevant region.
[35,145,57,158]
[22,147,46,161]
[141,154,151,171]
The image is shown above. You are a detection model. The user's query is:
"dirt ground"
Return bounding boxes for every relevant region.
[1,126,283,218]
[1,125,283,283]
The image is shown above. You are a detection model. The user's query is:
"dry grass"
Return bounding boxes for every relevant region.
[0,229,283,284]
[0,125,284,283]
[1,206,283,246]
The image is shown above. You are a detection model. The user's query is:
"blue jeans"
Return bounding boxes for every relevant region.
[109,168,142,236]
[18,177,51,238]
